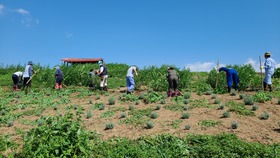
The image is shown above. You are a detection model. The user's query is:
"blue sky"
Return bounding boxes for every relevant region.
[0,0,279,71]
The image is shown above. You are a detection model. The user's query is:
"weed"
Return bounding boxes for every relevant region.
[37,119,44,126]
[239,94,246,100]
[226,101,255,116]
[183,105,189,111]
[199,120,221,127]
[95,94,101,100]
[170,120,183,129]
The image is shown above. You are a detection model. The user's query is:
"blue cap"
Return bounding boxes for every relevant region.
[98,60,102,65]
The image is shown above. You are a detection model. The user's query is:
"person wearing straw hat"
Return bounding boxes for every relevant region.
[22,61,35,92]
[54,66,63,89]
[261,52,276,92]
[96,60,108,91]
[219,67,239,93]
[166,67,179,97]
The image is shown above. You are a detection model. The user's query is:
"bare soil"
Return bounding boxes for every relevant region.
[1,87,280,151]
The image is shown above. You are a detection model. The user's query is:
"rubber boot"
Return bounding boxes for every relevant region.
[227,87,231,93]
[13,85,16,91]
[168,91,172,97]
[55,83,59,89]
[104,86,108,91]
[174,90,178,96]
[268,85,272,92]
[59,84,62,89]
[234,86,238,92]
[263,82,267,91]
[15,85,19,91]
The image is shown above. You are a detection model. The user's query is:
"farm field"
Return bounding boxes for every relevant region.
[1,86,280,157]
[1,63,280,157]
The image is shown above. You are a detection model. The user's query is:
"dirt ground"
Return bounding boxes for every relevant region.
[1,87,280,151]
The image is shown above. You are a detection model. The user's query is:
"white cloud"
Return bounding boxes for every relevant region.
[185,62,216,72]
[244,58,260,72]
[277,63,280,68]
[16,8,29,15]
[0,4,4,14]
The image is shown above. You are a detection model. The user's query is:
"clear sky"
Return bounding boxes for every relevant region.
[0,0,279,71]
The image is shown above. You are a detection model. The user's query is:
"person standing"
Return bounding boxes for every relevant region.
[55,66,63,89]
[219,67,239,93]
[96,60,108,91]
[166,67,179,97]
[126,65,138,94]
[22,61,35,93]
[12,71,23,90]
[261,52,276,92]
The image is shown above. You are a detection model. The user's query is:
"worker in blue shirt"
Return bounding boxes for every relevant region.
[219,67,239,93]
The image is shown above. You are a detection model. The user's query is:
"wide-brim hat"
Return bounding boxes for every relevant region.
[264,52,271,56]
[28,61,33,65]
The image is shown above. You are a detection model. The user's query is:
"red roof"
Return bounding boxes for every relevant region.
[61,58,103,63]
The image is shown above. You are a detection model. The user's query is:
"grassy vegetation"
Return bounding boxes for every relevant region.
[1,63,280,157]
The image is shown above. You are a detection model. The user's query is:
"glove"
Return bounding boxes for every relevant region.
[260,66,264,69]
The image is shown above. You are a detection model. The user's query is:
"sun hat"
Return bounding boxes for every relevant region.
[28,61,33,65]
[264,52,271,56]
[98,60,103,65]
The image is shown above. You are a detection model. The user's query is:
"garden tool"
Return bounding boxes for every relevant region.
[26,69,40,84]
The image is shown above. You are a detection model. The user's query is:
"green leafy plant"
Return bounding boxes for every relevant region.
[252,105,259,111]
[86,111,93,119]
[119,112,126,119]
[222,111,230,118]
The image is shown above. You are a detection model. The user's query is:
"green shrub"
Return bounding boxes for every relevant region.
[231,121,238,129]
[146,121,154,129]
[183,99,190,104]
[222,112,230,118]
[120,112,127,119]
[259,112,270,120]
[252,105,258,111]
[7,120,13,127]
[244,96,254,105]
[129,105,135,111]
[105,123,115,130]
[239,94,246,100]
[86,111,93,119]
[150,112,159,119]
[214,99,221,104]
[181,113,190,119]
[218,104,225,110]
[160,99,166,104]
[108,97,116,105]
[211,94,217,99]
[185,124,191,130]
[155,105,161,110]
[184,92,191,99]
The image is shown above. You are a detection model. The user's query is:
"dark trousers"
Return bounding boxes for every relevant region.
[168,78,178,92]
[12,74,19,86]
